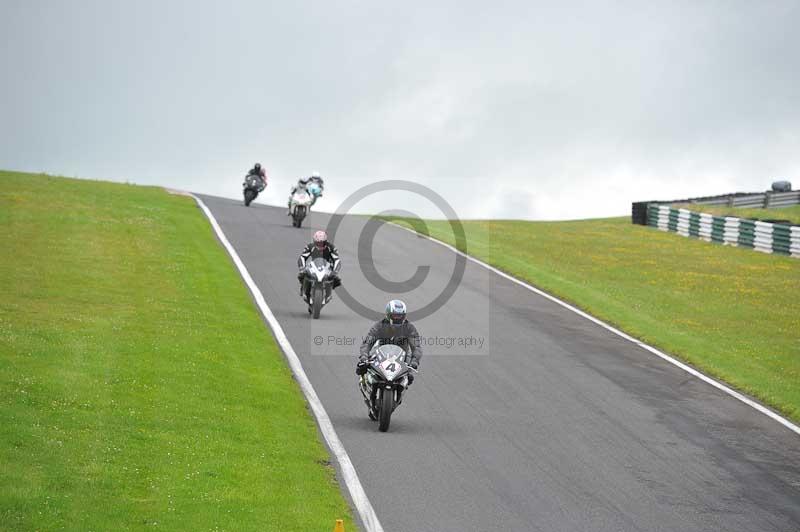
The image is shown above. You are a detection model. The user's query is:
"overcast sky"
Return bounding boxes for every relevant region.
[2,1,799,220]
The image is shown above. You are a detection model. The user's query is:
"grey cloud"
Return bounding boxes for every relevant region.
[2,0,799,220]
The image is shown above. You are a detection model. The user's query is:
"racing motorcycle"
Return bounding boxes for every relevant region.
[289,188,313,227]
[242,174,264,206]
[359,344,416,432]
[301,257,337,319]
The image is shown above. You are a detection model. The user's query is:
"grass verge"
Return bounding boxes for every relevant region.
[388,215,800,423]
[0,171,354,531]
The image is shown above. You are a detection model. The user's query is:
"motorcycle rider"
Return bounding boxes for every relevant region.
[297,230,342,299]
[307,171,324,191]
[245,163,267,191]
[288,171,323,212]
[357,300,422,384]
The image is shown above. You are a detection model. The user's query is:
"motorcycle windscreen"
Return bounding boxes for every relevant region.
[369,344,408,381]
[308,257,331,276]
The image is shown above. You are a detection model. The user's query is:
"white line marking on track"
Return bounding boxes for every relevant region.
[389,222,800,437]
[192,195,384,532]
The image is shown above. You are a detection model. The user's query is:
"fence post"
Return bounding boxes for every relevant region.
[763,192,772,208]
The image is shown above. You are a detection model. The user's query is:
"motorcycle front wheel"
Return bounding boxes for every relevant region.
[378,388,394,432]
[293,206,306,228]
[312,285,323,319]
[244,189,255,206]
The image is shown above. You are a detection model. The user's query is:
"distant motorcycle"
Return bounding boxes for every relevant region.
[289,188,313,227]
[301,257,337,319]
[243,175,264,206]
[359,344,416,432]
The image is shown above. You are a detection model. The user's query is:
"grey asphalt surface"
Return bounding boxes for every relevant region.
[199,195,800,532]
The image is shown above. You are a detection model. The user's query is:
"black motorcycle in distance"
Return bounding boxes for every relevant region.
[243,174,264,206]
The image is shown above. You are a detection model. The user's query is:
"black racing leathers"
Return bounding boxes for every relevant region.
[297,242,340,272]
[359,319,422,368]
[246,167,267,189]
[297,242,341,291]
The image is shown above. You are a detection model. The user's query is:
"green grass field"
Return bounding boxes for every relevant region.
[0,171,354,531]
[389,215,800,423]
[673,203,800,225]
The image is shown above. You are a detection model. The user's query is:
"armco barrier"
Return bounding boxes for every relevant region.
[631,190,800,227]
[645,204,799,258]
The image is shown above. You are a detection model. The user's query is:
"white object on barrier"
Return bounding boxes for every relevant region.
[791,227,800,242]
[754,221,774,234]
[698,214,713,241]
[657,205,670,231]
[723,217,740,246]
[698,227,712,240]
[753,235,774,253]
[754,225,774,253]
[677,209,691,236]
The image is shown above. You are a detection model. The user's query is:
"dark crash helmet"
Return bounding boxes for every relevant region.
[385,299,407,325]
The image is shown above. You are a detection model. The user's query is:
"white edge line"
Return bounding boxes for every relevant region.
[388,221,800,436]
[191,195,384,532]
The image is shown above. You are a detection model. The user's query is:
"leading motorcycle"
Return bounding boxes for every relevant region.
[359,344,416,432]
[301,257,337,319]
[243,174,264,206]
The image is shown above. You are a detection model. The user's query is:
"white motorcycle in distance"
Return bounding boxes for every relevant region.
[359,344,417,432]
[289,188,313,227]
[301,257,337,319]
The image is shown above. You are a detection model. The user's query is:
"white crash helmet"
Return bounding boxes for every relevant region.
[313,230,328,250]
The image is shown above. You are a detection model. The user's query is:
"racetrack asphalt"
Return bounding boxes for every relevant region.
[198,195,800,532]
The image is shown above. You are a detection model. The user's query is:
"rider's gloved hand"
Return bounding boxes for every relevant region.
[356,360,368,375]
[410,361,419,370]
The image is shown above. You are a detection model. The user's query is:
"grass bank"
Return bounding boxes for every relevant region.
[0,171,354,531]
[389,215,800,423]
[673,203,800,225]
